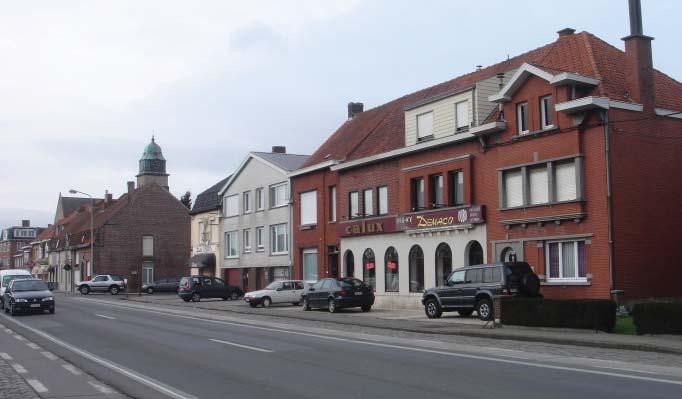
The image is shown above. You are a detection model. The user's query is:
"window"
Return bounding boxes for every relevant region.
[255,227,264,251]
[243,229,251,252]
[456,101,469,132]
[300,190,317,226]
[410,177,424,211]
[377,186,388,215]
[363,189,373,217]
[546,240,587,281]
[448,270,465,284]
[429,174,444,208]
[225,231,238,258]
[270,224,288,254]
[243,191,251,213]
[529,165,549,205]
[465,268,484,284]
[256,188,264,210]
[142,236,154,257]
[349,191,359,218]
[416,111,434,140]
[504,170,523,208]
[329,186,337,222]
[384,247,399,292]
[269,183,287,208]
[143,262,154,285]
[225,195,239,216]
[344,250,355,278]
[362,248,376,289]
[540,95,554,129]
[448,171,464,206]
[517,102,529,134]
[409,245,424,292]
[435,243,452,287]
[555,162,577,201]
[302,248,318,282]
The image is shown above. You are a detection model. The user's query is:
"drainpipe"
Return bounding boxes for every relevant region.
[602,111,617,298]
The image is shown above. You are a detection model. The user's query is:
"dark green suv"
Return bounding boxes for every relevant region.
[421,262,541,321]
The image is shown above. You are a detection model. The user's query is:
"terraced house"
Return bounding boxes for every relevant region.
[291,8,682,307]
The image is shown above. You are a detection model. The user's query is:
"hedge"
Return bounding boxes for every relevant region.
[632,303,682,335]
[500,297,616,332]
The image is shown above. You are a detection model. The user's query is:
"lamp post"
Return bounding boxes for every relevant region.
[69,189,94,284]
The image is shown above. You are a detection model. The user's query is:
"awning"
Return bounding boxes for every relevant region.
[191,253,216,269]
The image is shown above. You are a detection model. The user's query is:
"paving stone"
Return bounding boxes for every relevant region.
[0,358,39,399]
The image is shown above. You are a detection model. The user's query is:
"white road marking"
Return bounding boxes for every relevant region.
[11,363,27,373]
[26,379,49,393]
[41,351,58,360]
[62,363,82,375]
[76,298,682,387]
[3,328,12,333]
[209,338,274,353]
[89,381,114,394]
[14,334,25,341]
[26,342,40,350]
[0,352,12,360]
[95,314,116,320]
[1,314,198,399]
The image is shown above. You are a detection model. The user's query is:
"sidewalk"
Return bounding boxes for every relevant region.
[116,293,682,356]
[0,358,40,399]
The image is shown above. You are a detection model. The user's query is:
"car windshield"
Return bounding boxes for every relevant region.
[265,282,281,290]
[12,280,48,292]
[339,278,364,288]
[2,275,31,287]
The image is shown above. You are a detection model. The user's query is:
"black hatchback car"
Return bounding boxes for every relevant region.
[422,262,540,321]
[302,278,374,313]
[178,276,243,302]
[3,279,55,316]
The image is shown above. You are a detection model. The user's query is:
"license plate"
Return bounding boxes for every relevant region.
[354,292,363,296]
[30,304,41,308]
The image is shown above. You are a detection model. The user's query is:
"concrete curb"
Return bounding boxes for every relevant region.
[119,296,682,356]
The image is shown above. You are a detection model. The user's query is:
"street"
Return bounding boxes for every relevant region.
[0,293,681,399]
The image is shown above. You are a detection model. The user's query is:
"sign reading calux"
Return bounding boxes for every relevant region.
[339,216,398,237]
[396,205,485,231]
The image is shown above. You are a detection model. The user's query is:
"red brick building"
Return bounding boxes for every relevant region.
[291,8,681,307]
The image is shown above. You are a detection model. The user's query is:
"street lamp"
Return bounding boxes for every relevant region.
[69,189,94,282]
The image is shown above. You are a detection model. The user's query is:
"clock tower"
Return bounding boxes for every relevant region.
[136,136,169,190]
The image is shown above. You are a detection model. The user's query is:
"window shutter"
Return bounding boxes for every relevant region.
[300,191,317,225]
[529,166,549,204]
[417,112,433,138]
[378,187,388,215]
[555,162,577,201]
[142,236,153,257]
[226,195,239,216]
[456,101,469,130]
[504,170,523,207]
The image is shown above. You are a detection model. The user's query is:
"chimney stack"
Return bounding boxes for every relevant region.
[271,146,286,154]
[21,220,30,227]
[622,0,655,112]
[348,102,364,119]
[127,181,135,194]
[557,28,575,37]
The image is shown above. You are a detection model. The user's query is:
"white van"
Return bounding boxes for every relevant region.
[0,269,32,305]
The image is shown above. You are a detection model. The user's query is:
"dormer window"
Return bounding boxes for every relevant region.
[540,95,554,129]
[455,101,469,133]
[416,112,434,141]
[517,102,529,135]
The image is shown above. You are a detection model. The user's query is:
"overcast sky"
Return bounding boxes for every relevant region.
[1,0,680,229]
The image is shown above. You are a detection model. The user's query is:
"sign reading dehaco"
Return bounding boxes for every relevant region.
[338,205,485,237]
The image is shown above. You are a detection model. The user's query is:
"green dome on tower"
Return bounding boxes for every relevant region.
[138,136,168,177]
[141,135,166,161]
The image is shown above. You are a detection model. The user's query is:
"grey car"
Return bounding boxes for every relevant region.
[143,277,181,294]
[78,274,127,295]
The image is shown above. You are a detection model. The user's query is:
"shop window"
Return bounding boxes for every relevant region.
[344,250,355,278]
[410,177,425,211]
[409,245,424,292]
[429,174,444,208]
[546,240,587,281]
[384,247,399,292]
[362,248,376,289]
[435,243,452,287]
[466,240,484,266]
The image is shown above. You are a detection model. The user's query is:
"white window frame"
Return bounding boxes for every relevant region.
[529,165,549,205]
[299,190,317,226]
[225,195,239,217]
[545,240,587,282]
[256,188,264,211]
[329,186,337,222]
[455,101,469,132]
[517,102,529,134]
[243,229,251,253]
[270,223,288,255]
[504,170,524,208]
[363,189,373,217]
[225,231,238,258]
[269,183,288,208]
[255,227,265,252]
[243,191,251,213]
[143,262,154,285]
[540,95,554,129]
[142,235,154,257]
[378,186,388,215]
[416,111,434,140]
[555,161,577,202]
[349,191,359,219]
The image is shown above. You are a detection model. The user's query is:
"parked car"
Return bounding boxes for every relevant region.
[302,278,374,313]
[177,276,243,302]
[422,261,541,321]
[78,274,127,295]
[0,269,32,306]
[3,278,55,316]
[243,280,305,307]
[142,276,181,294]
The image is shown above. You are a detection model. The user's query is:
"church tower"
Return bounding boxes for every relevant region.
[136,136,169,190]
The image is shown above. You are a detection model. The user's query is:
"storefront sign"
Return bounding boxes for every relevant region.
[338,216,398,237]
[396,205,485,231]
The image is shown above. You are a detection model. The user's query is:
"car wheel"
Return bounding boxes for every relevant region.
[424,298,443,319]
[80,285,90,295]
[458,310,473,317]
[361,305,372,312]
[230,291,239,300]
[249,302,258,308]
[292,302,301,306]
[146,287,154,295]
[109,286,119,295]
[476,298,493,321]
[328,299,337,313]
[191,292,201,302]
[182,297,190,302]
[262,297,271,308]
[302,297,310,311]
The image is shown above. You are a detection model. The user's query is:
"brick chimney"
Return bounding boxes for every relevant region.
[127,181,135,194]
[104,190,113,203]
[557,28,575,37]
[622,0,655,113]
[271,146,286,154]
[348,102,364,119]
[21,220,30,227]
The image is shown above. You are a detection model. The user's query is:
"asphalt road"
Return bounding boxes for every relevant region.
[2,293,681,399]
